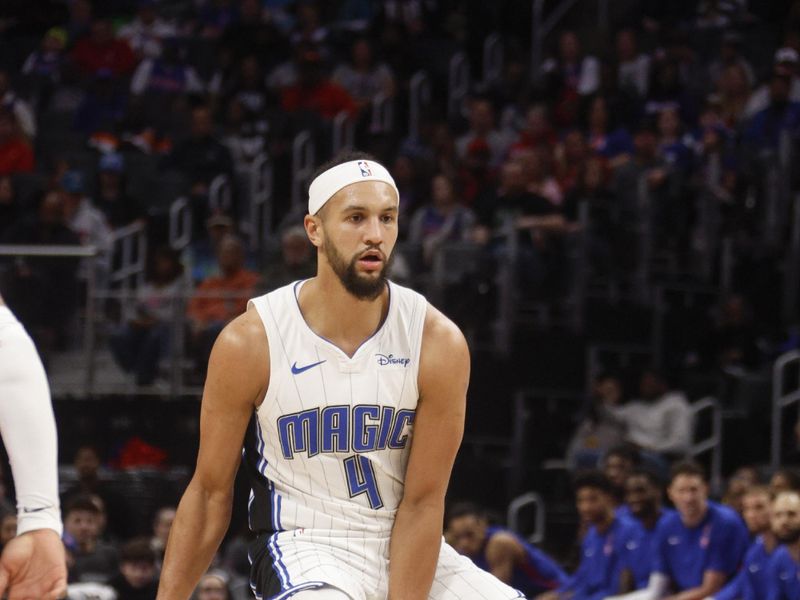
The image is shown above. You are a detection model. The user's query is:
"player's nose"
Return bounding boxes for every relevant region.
[363,215,384,245]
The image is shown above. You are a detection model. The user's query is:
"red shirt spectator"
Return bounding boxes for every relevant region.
[280,50,357,119]
[0,110,33,175]
[72,18,137,78]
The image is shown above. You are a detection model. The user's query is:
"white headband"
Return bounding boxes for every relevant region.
[308,160,399,215]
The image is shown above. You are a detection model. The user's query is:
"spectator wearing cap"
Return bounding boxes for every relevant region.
[22,26,68,84]
[117,0,177,60]
[743,65,800,151]
[61,170,114,284]
[71,17,137,80]
[94,152,145,229]
[745,46,800,118]
[108,537,159,600]
[0,109,34,176]
[280,47,358,120]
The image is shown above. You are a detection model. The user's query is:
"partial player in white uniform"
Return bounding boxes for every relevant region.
[158,151,525,600]
[0,295,67,599]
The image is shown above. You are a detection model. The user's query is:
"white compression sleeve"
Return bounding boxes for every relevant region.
[604,573,669,600]
[0,307,62,536]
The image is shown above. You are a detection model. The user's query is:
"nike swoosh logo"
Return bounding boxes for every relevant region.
[291,360,326,375]
[21,506,50,513]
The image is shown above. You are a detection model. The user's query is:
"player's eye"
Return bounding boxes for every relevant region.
[380,214,396,224]
[348,214,363,223]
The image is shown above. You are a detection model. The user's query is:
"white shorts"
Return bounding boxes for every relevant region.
[249,530,526,600]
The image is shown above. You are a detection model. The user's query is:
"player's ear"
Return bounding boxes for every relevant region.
[304,214,323,248]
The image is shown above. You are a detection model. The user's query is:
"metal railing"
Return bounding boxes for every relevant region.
[507,492,546,545]
[109,222,147,292]
[688,396,723,494]
[408,71,431,140]
[332,111,355,155]
[370,92,394,134]
[291,130,315,211]
[208,174,233,214]
[169,197,192,252]
[448,52,470,121]
[0,244,98,395]
[635,172,653,303]
[771,350,800,468]
[247,153,274,251]
[783,195,800,324]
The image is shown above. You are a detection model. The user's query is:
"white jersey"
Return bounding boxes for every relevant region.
[245,279,427,538]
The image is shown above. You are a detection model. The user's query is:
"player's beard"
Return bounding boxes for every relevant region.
[323,238,392,301]
[777,526,800,544]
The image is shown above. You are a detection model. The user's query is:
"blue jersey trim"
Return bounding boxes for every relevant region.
[268,581,326,599]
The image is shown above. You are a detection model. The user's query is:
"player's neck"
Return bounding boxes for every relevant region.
[300,274,389,357]
[762,530,778,553]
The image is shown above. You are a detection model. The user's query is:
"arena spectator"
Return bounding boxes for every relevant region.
[542,30,601,127]
[712,486,778,600]
[610,368,692,470]
[445,502,568,598]
[117,0,177,60]
[623,470,674,589]
[71,18,137,80]
[745,47,800,118]
[192,571,233,600]
[509,104,557,155]
[603,445,642,508]
[0,70,36,142]
[722,465,762,514]
[656,106,693,175]
[21,27,68,111]
[109,246,185,385]
[583,95,633,165]
[196,0,240,39]
[129,39,204,98]
[187,234,260,373]
[332,38,396,112]
[220,54,275,118]
[610,461,748,600]
[409,173,476,267]
[456,97,513,168]
[107,537,159,600]
[73,69,129,134]
[262,225,316,291]
[708,32,755,91]
[770,467,800,495]
[566,373,627,469]
[151,506,176,564]
[615,28,651,99]
[765,490,800,600]
[219,0,287,65]
[0,109,34,176]
[61,445,134,541]
[63,494,119,583]
[0,189,80,358]
[280,47,357,120]
[93,152,145,229]
[517,147,563,207]
[743,66,800,152]
[60,170,113,284]
[539,471,641,599]
[220,97,268,165]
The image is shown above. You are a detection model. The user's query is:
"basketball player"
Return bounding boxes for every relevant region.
[0,294,67,599]
[157,151,525,599]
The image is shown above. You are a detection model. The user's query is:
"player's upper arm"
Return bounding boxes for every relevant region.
[402,304,469,506]
[192,307,269,494]
[485,532,523,584]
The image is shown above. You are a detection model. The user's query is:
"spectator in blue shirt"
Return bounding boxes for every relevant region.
[624,470,675,589]
[538,471,641,600]
[766,490,800,600]
[444,502,567,598]
[712,486,778,600]
[608,460,748,600]
[743,67,800,152]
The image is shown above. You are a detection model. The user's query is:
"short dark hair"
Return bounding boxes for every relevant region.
[669,460,707,484]
[309,149,379,187]
[444,501,485,527]
[772,467,800,490]
[64,494,101,517]
[573,470,615,495]
[604,444,641,466]
[627,468,663,488]
[120,537,156,564]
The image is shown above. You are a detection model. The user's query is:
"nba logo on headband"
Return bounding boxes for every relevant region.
[358,161,372,177]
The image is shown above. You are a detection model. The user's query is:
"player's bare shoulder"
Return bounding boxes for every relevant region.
[418,303,470,396]
[206,306,270,408]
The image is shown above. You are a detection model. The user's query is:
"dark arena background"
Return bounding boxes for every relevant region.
[1,0,800,598]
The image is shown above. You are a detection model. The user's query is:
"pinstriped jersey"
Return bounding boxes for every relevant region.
[244,280,427,538]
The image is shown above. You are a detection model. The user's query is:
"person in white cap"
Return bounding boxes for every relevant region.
[158,150,526,599]
[744,46,800,117]
[0,293,66,599]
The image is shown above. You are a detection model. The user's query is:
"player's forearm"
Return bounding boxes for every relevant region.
[666,588,719,600]
[157,479,233,600]
[388,500,444,600]
[0,316,61,536]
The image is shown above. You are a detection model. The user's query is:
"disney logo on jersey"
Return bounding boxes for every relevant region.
[376,353,410,367]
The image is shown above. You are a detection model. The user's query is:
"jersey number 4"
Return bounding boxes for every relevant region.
[344,455,384,509]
